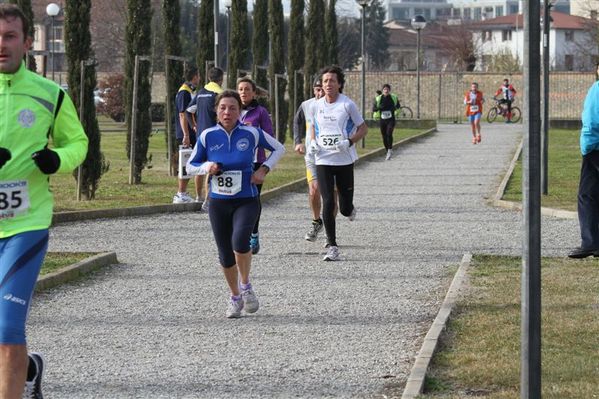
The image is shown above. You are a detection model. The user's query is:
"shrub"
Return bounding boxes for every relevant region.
[97,74,125,122]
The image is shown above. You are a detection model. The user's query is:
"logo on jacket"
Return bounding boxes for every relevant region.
[210,143,224,151]
[18,109,35,128]
[236,138,250,151]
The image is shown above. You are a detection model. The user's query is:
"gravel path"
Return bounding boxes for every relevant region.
[28,123,579,398]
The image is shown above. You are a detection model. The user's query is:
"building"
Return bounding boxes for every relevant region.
[470,11,598,71]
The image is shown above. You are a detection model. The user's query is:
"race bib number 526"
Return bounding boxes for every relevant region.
[0,180,30,220]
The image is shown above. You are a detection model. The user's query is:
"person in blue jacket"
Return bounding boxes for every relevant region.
[570,70,599,258]
[186,90,285,318]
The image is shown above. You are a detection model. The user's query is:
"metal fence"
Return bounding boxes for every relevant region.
[343,71,596,121]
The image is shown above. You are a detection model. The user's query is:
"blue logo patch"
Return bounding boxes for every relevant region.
[18,109,35,128]
[236,138,250,152]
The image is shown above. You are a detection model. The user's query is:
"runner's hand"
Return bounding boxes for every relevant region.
[31,148,61,174]
[308,140,320,155]
[0,147,11,170]
[182,135,190,148]
[294,143,305,155]
[335,139,351,152]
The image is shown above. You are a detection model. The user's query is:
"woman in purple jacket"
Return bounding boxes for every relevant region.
[238,77,274,254]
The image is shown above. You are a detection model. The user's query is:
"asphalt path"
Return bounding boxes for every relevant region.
[28,123,579,398]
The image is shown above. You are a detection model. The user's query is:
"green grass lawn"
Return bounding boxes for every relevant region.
[51,126,426,212]
[503,129,581,211]
[421,255,599,399]
[42,252,96,275]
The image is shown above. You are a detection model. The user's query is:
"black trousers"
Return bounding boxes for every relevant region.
[577,150,599,249]
[379,118,395,150]
[316,163,354,247]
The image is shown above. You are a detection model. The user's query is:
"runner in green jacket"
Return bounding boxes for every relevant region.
[0,5,88,398]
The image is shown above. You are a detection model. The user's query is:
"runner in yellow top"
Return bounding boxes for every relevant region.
[0,5,88,398]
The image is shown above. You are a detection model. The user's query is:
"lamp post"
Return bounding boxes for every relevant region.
[46,3,60,82]
[214,0,219,68]
[411,15,426,119]
[356,0,371,148]
[541,7,553,195]
[224,0,232,75]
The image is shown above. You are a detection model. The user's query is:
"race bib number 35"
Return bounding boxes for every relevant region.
[211,170,242,196]
[0,180,30,220]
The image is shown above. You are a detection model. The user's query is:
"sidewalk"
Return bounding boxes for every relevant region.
[29,123,579,398]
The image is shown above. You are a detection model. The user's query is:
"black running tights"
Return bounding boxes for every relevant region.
[316,163,354,247]
[380,119,395,150]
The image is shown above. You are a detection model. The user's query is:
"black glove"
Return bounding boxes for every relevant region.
[31,148,61,174]
[0,147,11,170]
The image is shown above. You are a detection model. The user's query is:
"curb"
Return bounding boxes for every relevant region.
[401,253,472,399]
[52,127,437,221]
[36,252,118,292]
[491,138,577,220]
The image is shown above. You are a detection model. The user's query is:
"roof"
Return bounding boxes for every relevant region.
[469,11,597,30]
[385,20,472,50]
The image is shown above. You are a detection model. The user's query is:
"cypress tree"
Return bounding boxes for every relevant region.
[64,0,107,199]
[251,0,268,92]
[287,0,304,124]
[162,0,183,172]
[324,0,338,65]
[268,0,287,143]
[9,0,36,70]
[197,0,214,86]
[227,0,249,89]
[125,0,153,184]
[365,0,390,70]
[304,0,325,98]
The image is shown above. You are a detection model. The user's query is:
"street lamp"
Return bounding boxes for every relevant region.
[541,8,553,195]
[224,0,232,76]
[213,0,219,68]
[356,0,371,148]
[46,3,60,82]
[411,15,426,119]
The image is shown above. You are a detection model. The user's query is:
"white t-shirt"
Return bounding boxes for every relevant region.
[312,94,364,166]
[301,97,318,162]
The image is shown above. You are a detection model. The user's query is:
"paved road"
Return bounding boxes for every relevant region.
[29,123,579,398]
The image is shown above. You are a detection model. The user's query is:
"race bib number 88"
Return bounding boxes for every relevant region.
[0,180,30,220]
[211,170,242,196]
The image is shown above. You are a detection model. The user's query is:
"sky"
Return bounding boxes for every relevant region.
[235,0,362,18]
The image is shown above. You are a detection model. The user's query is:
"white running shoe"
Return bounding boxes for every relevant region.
[24,352,44,399]
[323,245,340,261]
[241,285,259,313]
[347,207,356,221]
[173,192,193,204]
[226,296,244,318]
[195,196,202,203]
[385,149,392,160]
[305,221,324,242]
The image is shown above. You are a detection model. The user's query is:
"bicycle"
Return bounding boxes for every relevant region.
[394,104,413,119]
[486,98,521,123]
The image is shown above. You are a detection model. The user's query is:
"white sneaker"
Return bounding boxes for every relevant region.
[241,285,259,313]
[195,196,202,203]
[323,245,340,261]
[173,192,193,204]
[226,296,244,318]
[347,207,356,221]
[305,220,324,242]
[385,149,392,160]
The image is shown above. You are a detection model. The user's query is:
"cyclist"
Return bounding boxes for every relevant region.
[494,78,517,123]
[0,5,88,397]
[464,82,484,144]
[372,84,400,160]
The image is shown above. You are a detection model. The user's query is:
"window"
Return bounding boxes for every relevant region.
[392,7,409,20]
[483,30,493,42]
[591,10,598,19]
[484,7,493,18]
[509,4,519,14]
[50,25,64,53]
[496,6,504,17]
[474,7,482,20]
[452,8,461,17]
[464,8,471,19]
[502,29,512,41]
[565,54,574,71]
[565,30,575,41]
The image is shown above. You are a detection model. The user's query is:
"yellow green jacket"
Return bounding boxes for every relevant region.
[0,63,88,238]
